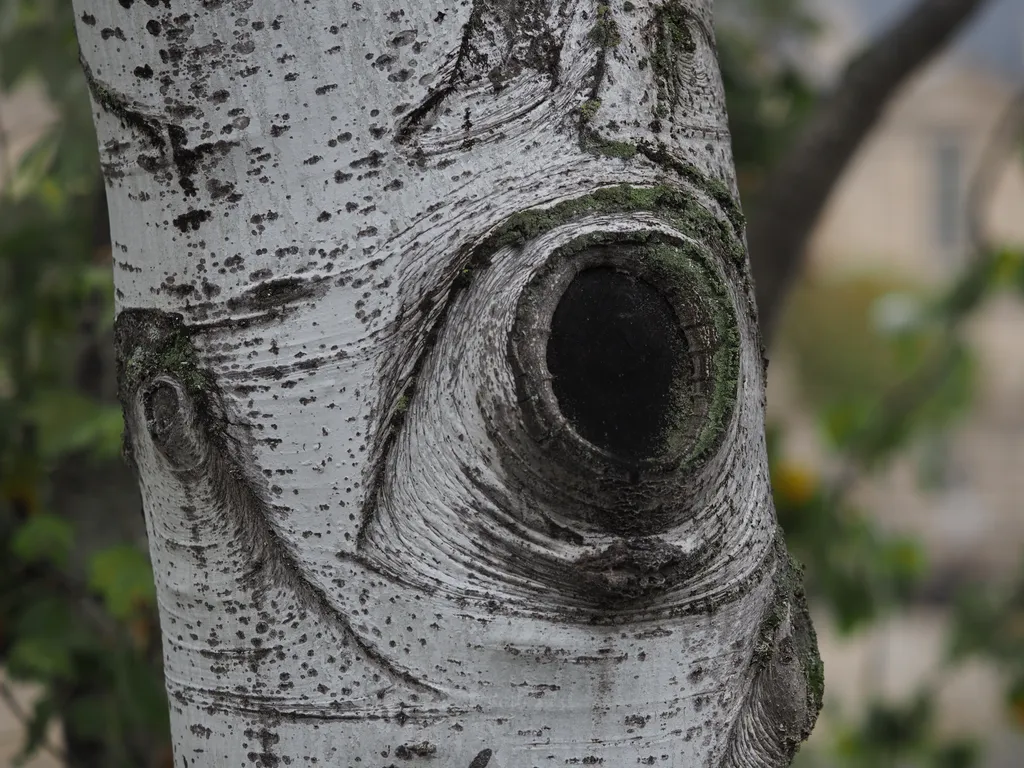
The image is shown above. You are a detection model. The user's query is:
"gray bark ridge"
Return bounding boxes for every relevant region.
[75,0,821,765]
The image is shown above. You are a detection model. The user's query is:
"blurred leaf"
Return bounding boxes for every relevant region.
[771,460,818,506]
[716,0,820,203]
[89,546,155,620]
[6,633,73,681]
[862,693,933,753]
[113,649,169,735]
[65,693,117,745]
[11,512,73,566]
[9,130,59,203]
[933,739,980,768]
[12,694,56,766]
[24,390,123,460]
[948,586,1007,662]
[781,275,930,409]
[820,398,873,450]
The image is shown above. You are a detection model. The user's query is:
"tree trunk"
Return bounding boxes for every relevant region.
[73,1,821,766]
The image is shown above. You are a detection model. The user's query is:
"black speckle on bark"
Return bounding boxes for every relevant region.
[226,276,329,315]
[81,60,166,150]
[396,0,567,144]
[168,125,237,197]
[394,741,436,759]
[468,749,492,768]
[172,208,211,232]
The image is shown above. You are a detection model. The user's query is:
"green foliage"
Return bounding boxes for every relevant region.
[25,391,123,459]
[769,432,927,633]
[781,276,929,406]
[771,245,1024,766]
[89,546,156,621]
[716,0,820,203]
[11,512,73,566]
[797,692,982,768]
[0,1,168,765]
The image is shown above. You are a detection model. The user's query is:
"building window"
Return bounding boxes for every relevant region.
[933,136,963,258]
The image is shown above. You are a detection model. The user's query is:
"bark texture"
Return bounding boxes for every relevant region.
[74,1,821,765]
[748,0,991,343]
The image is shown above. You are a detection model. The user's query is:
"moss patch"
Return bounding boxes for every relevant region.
[580,98,602,122]
[581,131,639,160]
[476,183,744,269]
[579,3,623,158]
[755,531,825,718]
[116,309,212,403]
[635,142,746,238]
[588,3,621,49]
[651,1,697,120]
[642,242,741,464]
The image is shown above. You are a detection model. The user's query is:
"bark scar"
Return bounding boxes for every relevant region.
[395,0,573,146]
[117,309,445,699]
[719,536,823,766]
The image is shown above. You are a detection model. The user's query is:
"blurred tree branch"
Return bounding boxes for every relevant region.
[749,0,992,346]
[967,87,1024,250]
[0,679,66,763]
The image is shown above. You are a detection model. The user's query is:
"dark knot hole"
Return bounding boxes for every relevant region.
[546,266,687,463]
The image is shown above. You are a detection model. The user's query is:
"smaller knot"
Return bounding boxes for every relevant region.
[143,376,203,471]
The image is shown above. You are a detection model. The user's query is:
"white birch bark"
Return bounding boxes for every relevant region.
[72,1,822,766]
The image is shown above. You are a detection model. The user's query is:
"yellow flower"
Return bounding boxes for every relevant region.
[772,462,818,506]
[1009,694,1024,731]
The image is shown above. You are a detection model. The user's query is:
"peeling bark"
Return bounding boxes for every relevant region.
[74,0,821,765]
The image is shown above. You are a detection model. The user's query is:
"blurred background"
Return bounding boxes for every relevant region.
[1,0,1023,766]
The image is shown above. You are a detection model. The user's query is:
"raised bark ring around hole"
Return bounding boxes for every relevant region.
[510,230,739,478]
[140,375,204,471]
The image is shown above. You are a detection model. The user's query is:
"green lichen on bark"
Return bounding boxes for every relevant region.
[719,531,823,766]
[578,99,639,160]
[476,183,744,269]
[650,1,698,120]
[578,4,632,159]
[642,241,741,465]
[588,3,622,48]
[582,132,640,160]
[756,531,825,720]
[788,555,825,717]
[580,98,602,122]
[635,142,747,239]
[116,309,211,403]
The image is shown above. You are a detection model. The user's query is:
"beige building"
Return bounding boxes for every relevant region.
[772,21,1024,768]
[776,53,1024,580]
[810,61,1024,282]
